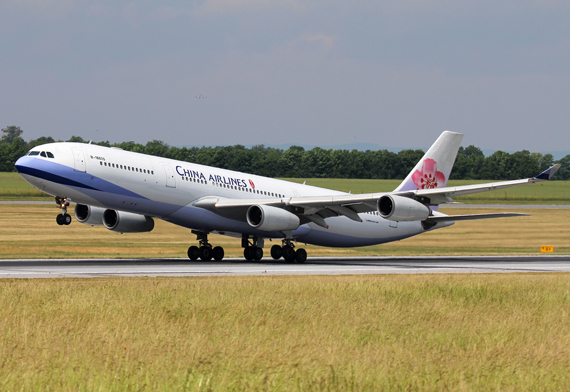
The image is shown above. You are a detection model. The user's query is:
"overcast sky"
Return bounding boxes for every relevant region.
[1,0,569,152]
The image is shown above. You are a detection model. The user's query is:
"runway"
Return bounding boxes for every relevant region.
[1,255,570,278]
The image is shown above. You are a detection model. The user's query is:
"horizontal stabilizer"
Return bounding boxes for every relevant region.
[425,212,529,222]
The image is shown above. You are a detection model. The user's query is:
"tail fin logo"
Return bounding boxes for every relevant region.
[411,158,445,189]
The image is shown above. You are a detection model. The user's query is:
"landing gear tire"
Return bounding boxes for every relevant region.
[56,214,65,226]
[270,245,282,260]
[188,246,200,260]
[199,246,213,261]
[63,214,72,225]
[253,247,263,261]
[244,246,254,261]
[295,248,307,263]
[212,246,224,261]
[283,245,296,263]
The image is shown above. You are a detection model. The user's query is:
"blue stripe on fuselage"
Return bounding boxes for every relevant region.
[15,157,148,200]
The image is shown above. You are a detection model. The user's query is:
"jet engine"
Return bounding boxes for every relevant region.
[74,204,105,226]
[246,205,300,232]
[378,195,431,222]
[102,209,155,233]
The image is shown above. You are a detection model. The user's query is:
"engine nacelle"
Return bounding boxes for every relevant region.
[102,209,155,233]
[246,205,300,232]
[74,204,105,226]
[378,195,430,222]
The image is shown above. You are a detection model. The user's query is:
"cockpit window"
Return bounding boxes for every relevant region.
[46,152,54,158]
[27,151,40,156]
[40,151,47,157]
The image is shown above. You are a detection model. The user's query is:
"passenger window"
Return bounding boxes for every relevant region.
[40,151,47,157]
[46,152,54,158]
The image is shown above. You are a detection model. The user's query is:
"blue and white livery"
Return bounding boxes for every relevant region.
[15,131,560,262]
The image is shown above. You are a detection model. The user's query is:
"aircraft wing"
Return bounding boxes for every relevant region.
[194,164,560,227]
[424,212,529,222]
[397,164,561,205]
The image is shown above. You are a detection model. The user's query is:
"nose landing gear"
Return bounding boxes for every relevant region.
[55,196,71,226]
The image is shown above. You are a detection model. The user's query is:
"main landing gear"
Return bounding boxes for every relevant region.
[187,231,224,261]
[186,233,307,263]
[242,237,264,261]
[55,196,72,226]
[270,240,307,263]
[242,236,307,263]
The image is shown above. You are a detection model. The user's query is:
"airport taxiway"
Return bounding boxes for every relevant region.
[0,256,569,278]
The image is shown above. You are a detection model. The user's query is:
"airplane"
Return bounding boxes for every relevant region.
[14,131,560,263]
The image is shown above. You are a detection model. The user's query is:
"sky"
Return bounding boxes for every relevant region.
[1,0,570,152]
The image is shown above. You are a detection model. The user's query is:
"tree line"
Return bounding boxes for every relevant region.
[2,126,570,180]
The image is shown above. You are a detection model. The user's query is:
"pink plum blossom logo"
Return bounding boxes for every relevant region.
[249,179,255,189]
[411,158,445,189]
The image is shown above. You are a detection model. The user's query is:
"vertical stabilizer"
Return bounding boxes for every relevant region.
[394,131,463,192]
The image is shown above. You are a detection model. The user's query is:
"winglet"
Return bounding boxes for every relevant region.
[534,164,561,181]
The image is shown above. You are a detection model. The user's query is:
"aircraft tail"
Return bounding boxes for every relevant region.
[394,131,464,192]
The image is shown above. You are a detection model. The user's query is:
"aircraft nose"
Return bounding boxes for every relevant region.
[14,156,27,173]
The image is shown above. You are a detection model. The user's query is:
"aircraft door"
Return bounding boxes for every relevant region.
[163,164,176,188]
[72,149,86,172]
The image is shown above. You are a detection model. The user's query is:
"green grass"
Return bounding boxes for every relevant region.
[0,172,51,200]
[0,274,569,390]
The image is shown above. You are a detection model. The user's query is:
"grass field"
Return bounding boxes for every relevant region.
[2,172,569,203]
[2,173,569,391]
[0,274,569,390]
[1,204,569,259]
[0,173,51,200]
